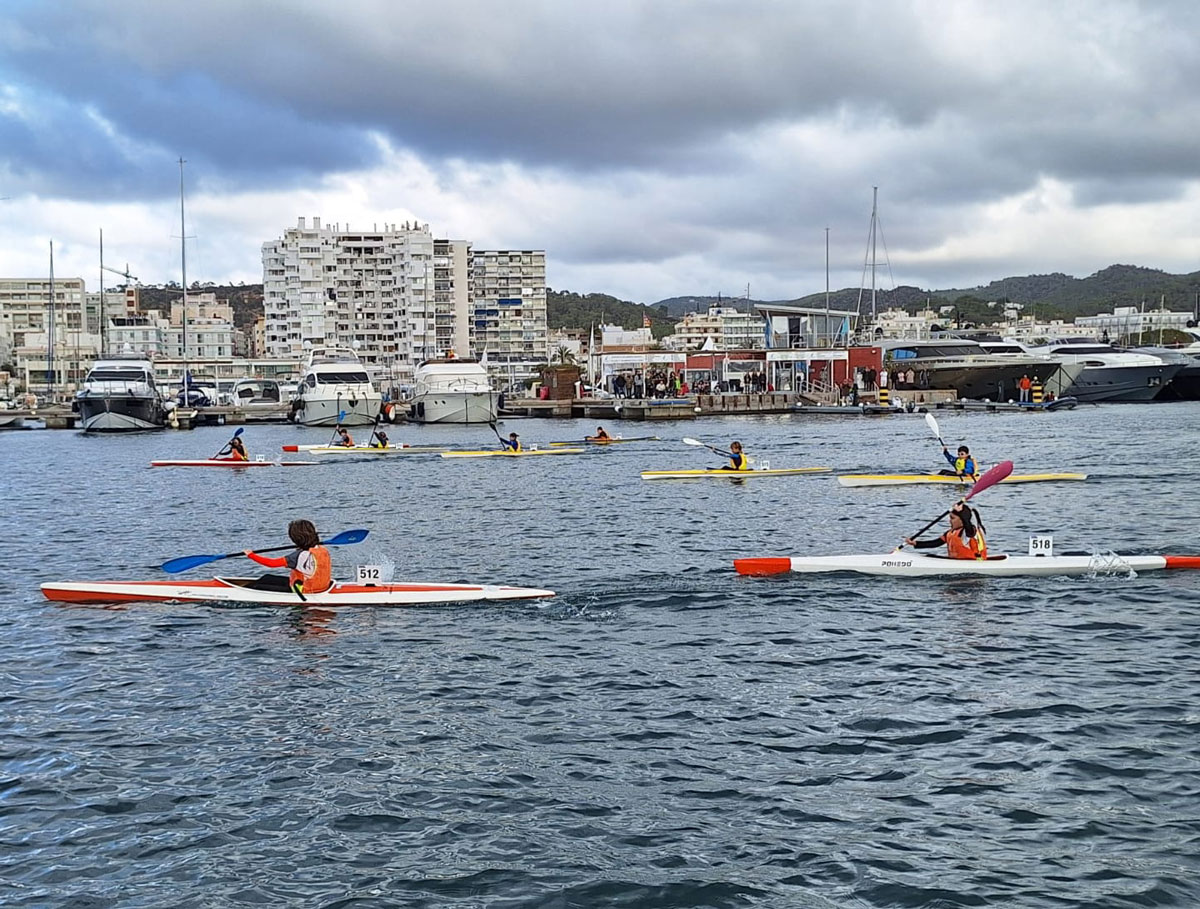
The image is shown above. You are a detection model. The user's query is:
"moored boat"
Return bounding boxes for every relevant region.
[41,577,556,606]
[641,467,831,480]
[76,359,168,432]
[838,472,1087,488]
[734,551,1200,578]
[291,347,382,426]
[409,356,498,424]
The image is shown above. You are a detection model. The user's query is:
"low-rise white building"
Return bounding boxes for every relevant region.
[663,306,766,351]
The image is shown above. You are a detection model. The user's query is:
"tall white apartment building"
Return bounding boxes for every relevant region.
[428,239,472,358]
[261,217,435,383]
[0,277,100,393]
[470,250,547,364]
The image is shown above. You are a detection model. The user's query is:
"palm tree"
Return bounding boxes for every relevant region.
[550,345,577,365]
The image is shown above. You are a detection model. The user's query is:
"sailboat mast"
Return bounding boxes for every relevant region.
[824,226,830,346]
[870,186,878,321]
[99,228,105,357]
[179,158,189,402]
[48,240,55,400]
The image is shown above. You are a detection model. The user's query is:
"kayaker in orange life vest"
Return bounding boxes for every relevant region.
[226,436,248,461]
[334,427,354,447]
[586,426,611,442]
[719,440,750,471]
[905,503,988,559]
[244,519,333,594]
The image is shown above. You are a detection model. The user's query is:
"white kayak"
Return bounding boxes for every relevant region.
[734,552,1200,578]
[440,448,585,458]
[641,467,831,480]
[150,459,319,468]
[838,472,1087,487]
[281,444,448,454]
[41,577,556,606]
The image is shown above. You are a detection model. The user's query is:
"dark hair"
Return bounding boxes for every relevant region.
[957,445,970,454]
[952,503,983,537]
[731,441,743,449]
[288,519,320,550]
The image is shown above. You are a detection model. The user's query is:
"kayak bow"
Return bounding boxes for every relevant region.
[734,552,1200,578]
[281,444,448,454]
[838,472,1088,487]
[42,577,556,606]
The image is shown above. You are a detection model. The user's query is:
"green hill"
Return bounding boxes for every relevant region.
[547,289,677,339]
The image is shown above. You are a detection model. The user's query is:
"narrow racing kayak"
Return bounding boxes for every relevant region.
[838,472,1087,488]
[734,552,1200,578]
[281,444,448,454]
[440,447,585,458]
[550,436,660,446]
[42,577,556,606]
[150,459,319,468]
[641,467,832,480]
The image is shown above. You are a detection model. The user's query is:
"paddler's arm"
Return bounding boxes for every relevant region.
[245,550,288,568]
[904,536,945,549]
[941,446,955,468]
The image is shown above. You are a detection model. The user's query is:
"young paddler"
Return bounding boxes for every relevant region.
[244,519,333,595]
[586,426,612,442]
[905,502,987,559]
[719,440,750,471]
[939,444,977,480]
[500,432,521,452]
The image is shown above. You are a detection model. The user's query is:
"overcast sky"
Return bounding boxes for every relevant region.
[2,0,1199,303]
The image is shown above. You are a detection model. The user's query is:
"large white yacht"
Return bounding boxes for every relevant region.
[1023,338,1182,402]
[76,359,168,432]
[290,347,382,426]
[409,356,498,424]
[881,339,1082,401]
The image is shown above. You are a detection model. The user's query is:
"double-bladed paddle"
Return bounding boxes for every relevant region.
[924,412,945,448]
[326,410,348,446]
[213,426,244,459]
[682,437,732,458]
[160,528,370,574]
[901,460,1013,547]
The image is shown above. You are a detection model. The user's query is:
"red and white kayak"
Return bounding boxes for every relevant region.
[734,552,1200,578]
[150,459,319,468]
[42,577,556,606]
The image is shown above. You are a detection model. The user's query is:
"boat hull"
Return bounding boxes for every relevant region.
[41,577,556,606]
[78,394,166,432]
[641,467,832,479]
[734,553,1200,578]
[440,447,585,458]
[150,460,318,468]
[408,391,498,424]
[291,391,382,426]
[1063,364,1182,402]
[838,472,1087,488]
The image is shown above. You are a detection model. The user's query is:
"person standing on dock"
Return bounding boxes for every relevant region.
[1018,374,1032,403]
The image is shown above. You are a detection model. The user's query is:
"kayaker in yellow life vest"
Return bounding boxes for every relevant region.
[369,429,389,449]
[720,441,750,471]
[938,444,978,479]
[501,432,521,452]
[905,503,987,559]
[244,519,333,594]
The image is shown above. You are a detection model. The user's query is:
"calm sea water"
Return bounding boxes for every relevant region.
[2,405,1198,908]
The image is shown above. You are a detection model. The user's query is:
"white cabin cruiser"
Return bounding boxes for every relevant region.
[409,356,498,424]
[1023,338,1182,402]
[290,348,382,426]
[76,359,168,432]
[882,338,1081,400]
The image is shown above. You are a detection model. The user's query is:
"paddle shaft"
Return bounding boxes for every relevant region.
[161,529,369,574]
[903,460,1014,544]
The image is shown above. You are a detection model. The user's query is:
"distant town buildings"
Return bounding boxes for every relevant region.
[662,306,766,351]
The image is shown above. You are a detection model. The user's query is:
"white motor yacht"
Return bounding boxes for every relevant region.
[76,359,168,432]
[290,348,382,426]
[1024,338,1182,402]
[409,356,498,424]
[882,338,1081,401]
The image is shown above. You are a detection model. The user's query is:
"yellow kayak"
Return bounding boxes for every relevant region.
[838,472,1088,488]
[441,447,586,459]
[641,467,832,480]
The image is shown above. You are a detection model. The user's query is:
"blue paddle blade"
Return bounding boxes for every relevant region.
[159,528,370,574]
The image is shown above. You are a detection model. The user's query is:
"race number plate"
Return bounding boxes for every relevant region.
[1028,535,1054,557]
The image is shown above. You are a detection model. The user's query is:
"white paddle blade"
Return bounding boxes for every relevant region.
[924,412,941,440]
[681,438,704,446]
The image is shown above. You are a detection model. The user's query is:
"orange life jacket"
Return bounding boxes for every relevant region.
[291,545,332,593]
[944,528,987,560]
